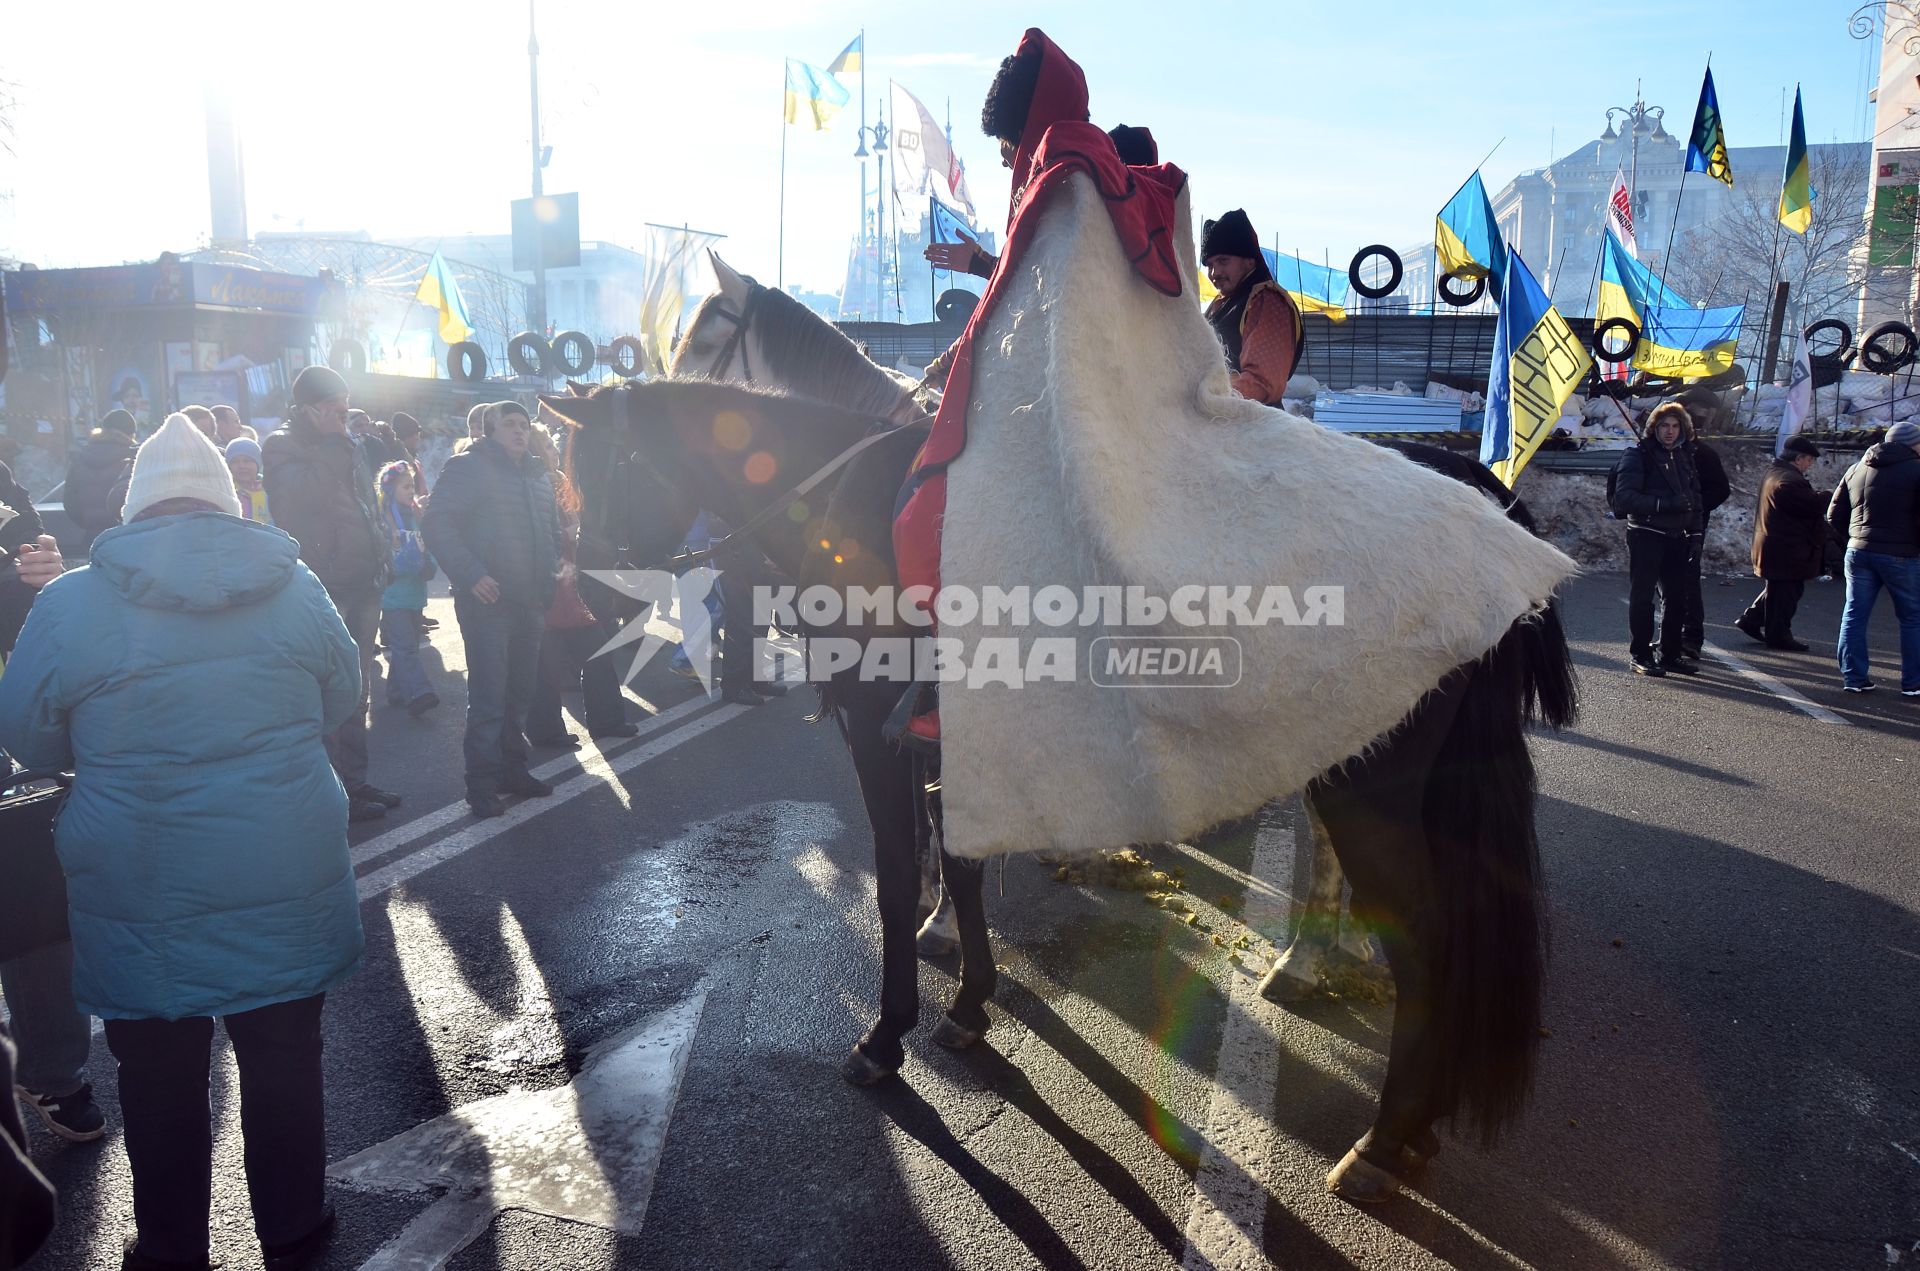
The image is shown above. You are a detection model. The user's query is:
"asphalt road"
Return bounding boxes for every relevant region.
[13,571,1919,1271]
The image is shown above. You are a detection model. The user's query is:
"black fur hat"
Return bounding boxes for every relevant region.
[1108,124,1157,166]
[1200,208,1259,261]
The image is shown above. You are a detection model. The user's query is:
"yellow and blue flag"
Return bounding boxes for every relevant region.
[828,34,863,75]
[414,250,472,346]
[1483,251,1590,488]
[1596,231,1743,378]
[1195,248,1350,322]
[1436,171,1507,304]
[785,59,849,131]
[1780,87,1813,234]
[1266,249,1350,322]
[1685,67,1734,187]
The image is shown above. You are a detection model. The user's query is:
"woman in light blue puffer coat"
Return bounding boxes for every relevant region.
[0,413,363,1271]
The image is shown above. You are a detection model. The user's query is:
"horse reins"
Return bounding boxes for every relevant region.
[580,378,901,575]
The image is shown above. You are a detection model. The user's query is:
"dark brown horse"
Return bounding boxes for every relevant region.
[545,366,1576,1204]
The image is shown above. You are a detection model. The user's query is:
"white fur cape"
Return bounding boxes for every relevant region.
[936,175,1577,860]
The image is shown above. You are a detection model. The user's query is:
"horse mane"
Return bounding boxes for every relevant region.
[685,284,915,422]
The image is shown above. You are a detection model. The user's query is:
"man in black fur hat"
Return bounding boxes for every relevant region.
[1202,208,1302,405]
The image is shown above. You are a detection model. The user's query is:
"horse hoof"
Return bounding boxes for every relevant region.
[1256,960,1321,1004]
[916,929,960,959]
[930,1015,983,1050]
[839,1046,897,1087]
[1327,1146,1403,1205]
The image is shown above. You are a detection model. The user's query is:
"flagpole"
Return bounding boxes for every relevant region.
[778,60,788,292]
[858,30,867,318]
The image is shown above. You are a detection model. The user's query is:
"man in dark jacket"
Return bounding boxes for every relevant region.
[1736,437,1827,651]
[422,401,564,817]
[1611,402,1704,677]
[264,365,401,821]
[61,411,137,550]
[1828,420,1920,694]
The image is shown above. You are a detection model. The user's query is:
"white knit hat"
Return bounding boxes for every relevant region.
[123,412,243,520]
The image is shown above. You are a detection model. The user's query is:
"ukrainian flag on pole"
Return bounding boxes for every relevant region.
[1685,67,1734,187]
[414,250,472,346]
[1435,171,1508,304]
[785,58,849,131]
[828,34,863,75]
[1483,251,1590,488]
[1597,231,1743,377]
[1779,87,1814,234]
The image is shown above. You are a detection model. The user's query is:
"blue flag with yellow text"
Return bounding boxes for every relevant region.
[1484,251,1590,487]
[1436,171,1507,304]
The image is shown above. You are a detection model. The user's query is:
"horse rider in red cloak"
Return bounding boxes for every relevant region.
[890,29,1188,747]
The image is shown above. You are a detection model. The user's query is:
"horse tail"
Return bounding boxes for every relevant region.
[1421,619,1553,1146]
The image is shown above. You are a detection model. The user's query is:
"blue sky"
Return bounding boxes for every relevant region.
[0,1,1881,298]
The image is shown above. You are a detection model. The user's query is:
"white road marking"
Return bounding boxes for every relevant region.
[1180,815,1297,1270]
[336,988,709,1270]
[356,704,749,901]
[1696,639,1848,725]
[1611,599,1847,725]
[350,695,715,866]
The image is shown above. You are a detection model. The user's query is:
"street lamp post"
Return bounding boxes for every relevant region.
[854,115,889,319]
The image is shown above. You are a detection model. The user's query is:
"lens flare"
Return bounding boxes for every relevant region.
[744,452,778,484]
[712,410,751,451]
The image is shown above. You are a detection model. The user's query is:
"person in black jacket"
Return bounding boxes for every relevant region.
[1828,420,1920,693]
[61,411,137,551]
[1611,402,1704,677]
[1678,433,1731,659]
[1736,437,1827,650]
[421,401,564,818]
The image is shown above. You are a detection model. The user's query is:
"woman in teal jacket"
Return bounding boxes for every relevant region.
[0,413,363,1271]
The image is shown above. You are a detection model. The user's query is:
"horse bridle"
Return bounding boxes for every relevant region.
[701,281,764,384]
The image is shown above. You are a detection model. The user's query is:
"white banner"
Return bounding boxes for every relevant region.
[639,225,724,378]
[890,81,975,222]
[1606,167,1638,260]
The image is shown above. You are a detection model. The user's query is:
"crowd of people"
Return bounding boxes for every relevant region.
[0,362,798,1270]
[1608,397,1920,695]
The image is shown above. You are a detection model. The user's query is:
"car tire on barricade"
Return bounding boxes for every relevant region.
[1859,319,1918,375]
[1348,245,1402,300]
[447,342,487,383]
[1437,270,1485,308]
[608,336,646,379]
[936,288,980,326]
[1592,317,1640,364]
[508,332,552,378]
[551,330,594,377]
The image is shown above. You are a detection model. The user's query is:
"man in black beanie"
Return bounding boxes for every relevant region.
[1203,208,1303,405]
[265,364,402,821]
